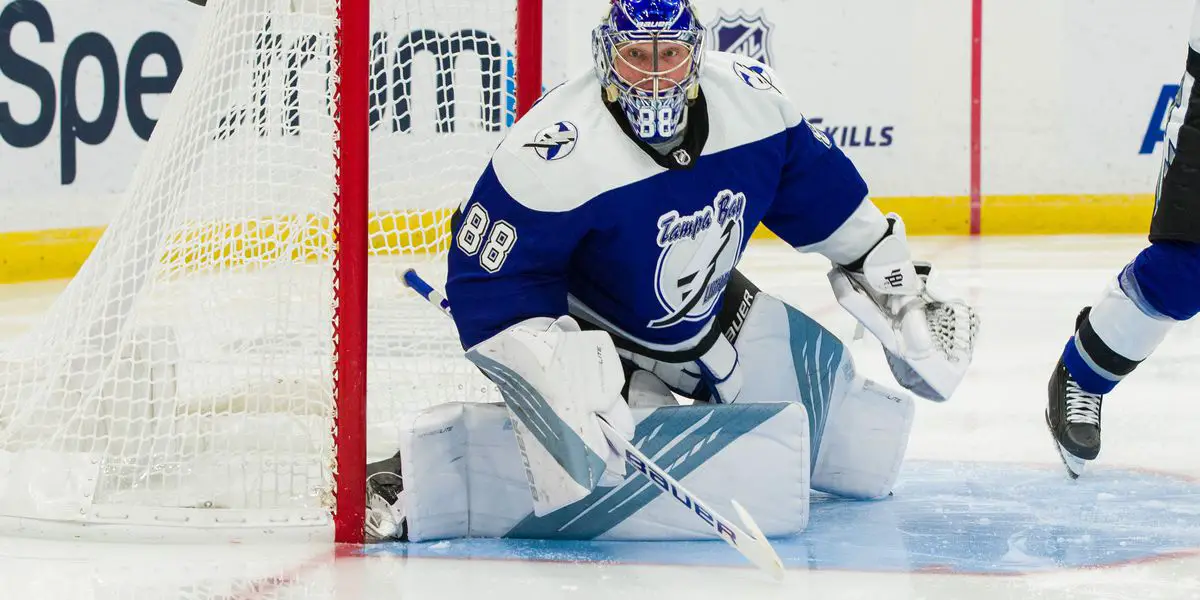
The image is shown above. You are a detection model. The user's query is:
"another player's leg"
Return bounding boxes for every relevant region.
[1049,244,1200,477]
[1048,20,1200,477]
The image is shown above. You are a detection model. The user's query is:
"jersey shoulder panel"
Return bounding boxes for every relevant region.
[490,72,665,214]
[700,52,806,155]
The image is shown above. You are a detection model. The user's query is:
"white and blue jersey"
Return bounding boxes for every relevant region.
[447,52,871,356]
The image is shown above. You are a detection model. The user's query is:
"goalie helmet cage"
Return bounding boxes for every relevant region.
[0,0,543,544]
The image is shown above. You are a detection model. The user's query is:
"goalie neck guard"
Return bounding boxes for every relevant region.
[592,0,705,145]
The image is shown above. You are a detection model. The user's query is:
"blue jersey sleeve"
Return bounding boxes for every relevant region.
[761,121,869,247]
[446,161,590,349]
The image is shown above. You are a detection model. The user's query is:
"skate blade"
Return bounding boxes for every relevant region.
[1045,410,1089,480]
[1054,441,1088,479]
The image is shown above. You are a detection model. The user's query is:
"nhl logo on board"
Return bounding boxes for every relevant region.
[523,121,579,160]
[709,10,774,66]
[671,148,692,166]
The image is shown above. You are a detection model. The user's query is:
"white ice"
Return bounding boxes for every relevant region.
[2,235,1199,599]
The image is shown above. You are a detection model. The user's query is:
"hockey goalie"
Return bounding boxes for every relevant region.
[365,0,979,542]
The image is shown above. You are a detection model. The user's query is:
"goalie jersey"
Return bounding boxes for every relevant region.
[447,52,869,355]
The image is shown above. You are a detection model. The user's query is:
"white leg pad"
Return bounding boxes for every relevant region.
[398,401,810,542]
[396,403,476,542]
[725,287,915,500]
[811,377,914,500]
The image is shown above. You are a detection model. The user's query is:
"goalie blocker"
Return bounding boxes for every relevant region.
[372,270,916,542]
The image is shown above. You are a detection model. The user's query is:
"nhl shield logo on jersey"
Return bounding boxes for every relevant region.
[649,190,747,329]
[523,121,579,160]
[671,148,692,166]
[709,10,774,65]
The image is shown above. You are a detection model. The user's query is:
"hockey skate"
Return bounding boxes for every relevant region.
[1046,310,1104,479]
[364,451,407,541]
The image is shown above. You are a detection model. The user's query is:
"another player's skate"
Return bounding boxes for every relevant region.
[1046,354,1103,479]
[364,451,406,541]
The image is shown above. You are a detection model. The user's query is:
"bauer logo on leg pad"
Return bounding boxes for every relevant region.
[624,449,738,542]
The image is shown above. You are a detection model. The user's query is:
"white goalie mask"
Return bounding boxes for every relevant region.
[592,0,705,144]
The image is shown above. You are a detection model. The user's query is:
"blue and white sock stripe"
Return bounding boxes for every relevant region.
[1074,313,1142,381]
[1118,264,1172,321]
[1063,266,1180,395]
[466,350,607,491]
[1067,335,1129,390]
[1062,274,1149,395]
[1062,338,1120,395]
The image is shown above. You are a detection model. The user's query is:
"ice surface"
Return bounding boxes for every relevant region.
[1,236,1198,599]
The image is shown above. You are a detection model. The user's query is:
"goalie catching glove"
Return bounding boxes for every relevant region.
[829,214,980,401]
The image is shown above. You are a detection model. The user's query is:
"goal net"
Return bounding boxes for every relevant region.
[0,0,543,543]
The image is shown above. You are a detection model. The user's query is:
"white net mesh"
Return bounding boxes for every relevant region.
[0,0,517,539]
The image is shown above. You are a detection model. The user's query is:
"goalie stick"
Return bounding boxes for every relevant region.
[399,268,786,579]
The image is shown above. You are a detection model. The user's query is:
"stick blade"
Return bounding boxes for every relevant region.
[731,499,786,580]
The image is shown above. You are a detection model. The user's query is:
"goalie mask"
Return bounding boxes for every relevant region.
[593,0,705,144]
